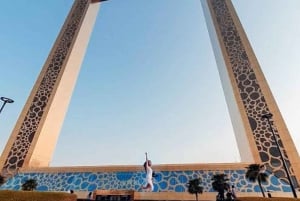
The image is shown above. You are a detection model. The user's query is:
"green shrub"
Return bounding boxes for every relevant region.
[0,190,77,201]
[0,175,5,186]
[21,178,38,191]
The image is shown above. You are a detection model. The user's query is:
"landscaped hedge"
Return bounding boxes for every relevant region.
[0,190,77,201]
[237,197,300,201]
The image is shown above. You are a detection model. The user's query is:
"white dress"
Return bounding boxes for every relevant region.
[145,166,154,191]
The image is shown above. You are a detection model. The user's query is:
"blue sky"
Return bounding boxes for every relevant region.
[0,0,299,166]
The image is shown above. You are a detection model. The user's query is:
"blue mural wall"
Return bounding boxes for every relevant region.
[0,169,292,193]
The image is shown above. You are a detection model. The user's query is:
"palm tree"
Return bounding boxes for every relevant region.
[211,173,230,201]
[187,178,203,201]
[22,178,38,191]
[0,175,5,186]
[245,164,268,197]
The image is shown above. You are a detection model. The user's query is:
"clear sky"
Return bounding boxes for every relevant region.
[0,0,299,167]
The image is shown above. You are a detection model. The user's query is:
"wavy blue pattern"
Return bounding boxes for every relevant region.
[0,169,292,193]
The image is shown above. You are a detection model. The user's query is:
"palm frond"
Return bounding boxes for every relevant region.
[187,178,204,195]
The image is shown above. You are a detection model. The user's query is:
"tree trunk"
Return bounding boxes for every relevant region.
[258,179,265,197]
[195,193,198,201]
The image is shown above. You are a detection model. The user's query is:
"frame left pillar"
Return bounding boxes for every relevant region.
[0,0,101,174]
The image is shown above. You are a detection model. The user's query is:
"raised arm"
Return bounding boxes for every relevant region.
[145,152,148,167]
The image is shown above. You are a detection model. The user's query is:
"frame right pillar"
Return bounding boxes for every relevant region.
[202,0,300,187]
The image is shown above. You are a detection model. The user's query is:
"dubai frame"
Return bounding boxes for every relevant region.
[0,0,299,199]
